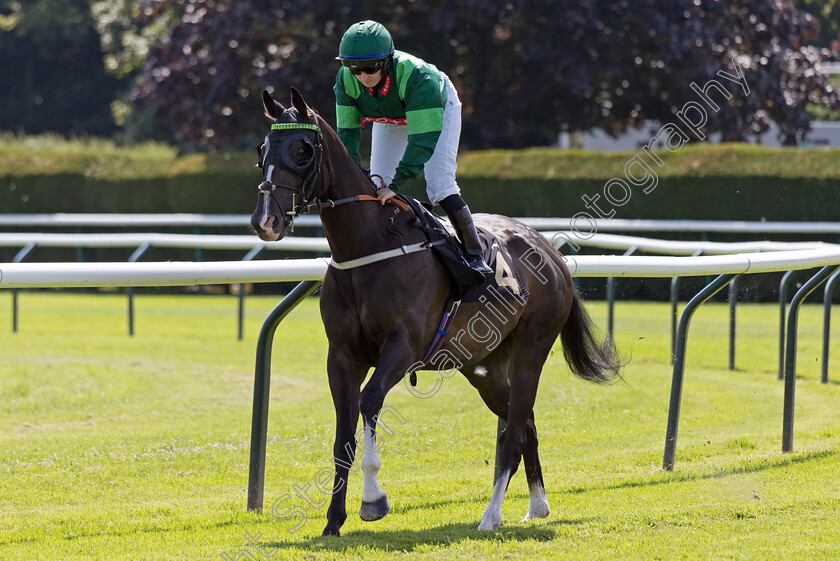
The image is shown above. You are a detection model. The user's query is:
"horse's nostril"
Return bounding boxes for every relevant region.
[260,214,275,233]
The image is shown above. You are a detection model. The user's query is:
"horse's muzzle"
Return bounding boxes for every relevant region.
[251,191,287,242]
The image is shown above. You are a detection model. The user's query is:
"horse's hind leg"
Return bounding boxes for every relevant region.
[464,345,549,528]
[474,332,555,531]
[521,414,550,521]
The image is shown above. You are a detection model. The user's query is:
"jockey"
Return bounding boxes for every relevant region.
[334,20,493,276]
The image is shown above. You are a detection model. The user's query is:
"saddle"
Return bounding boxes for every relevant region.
[396,194,527,304]
[397,195,483,295]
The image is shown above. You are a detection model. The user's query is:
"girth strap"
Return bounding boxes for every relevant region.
[328,239,448,270]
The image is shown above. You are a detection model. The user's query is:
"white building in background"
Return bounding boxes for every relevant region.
[561,61,840,151]
[560,121,840,151]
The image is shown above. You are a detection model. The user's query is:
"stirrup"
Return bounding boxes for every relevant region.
[468,254,494,276]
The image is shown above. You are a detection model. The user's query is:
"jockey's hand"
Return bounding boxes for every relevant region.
[377,187,397,205]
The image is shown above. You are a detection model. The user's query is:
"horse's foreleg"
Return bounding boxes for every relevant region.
[322,349,365,537]
[357,415,390,521]
[356,340,416,522]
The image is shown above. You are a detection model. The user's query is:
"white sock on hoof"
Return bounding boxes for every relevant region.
[522,481,550,521]
[360,424,386,503]
[478,469,510,531]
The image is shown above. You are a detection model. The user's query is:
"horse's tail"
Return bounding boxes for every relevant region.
[560,292,624,384]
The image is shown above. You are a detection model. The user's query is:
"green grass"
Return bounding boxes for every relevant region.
[0,132,253,179]
[1,293,839,560]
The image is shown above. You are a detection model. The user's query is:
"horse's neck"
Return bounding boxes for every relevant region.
[317,157,391,262]
[315,122,425,262]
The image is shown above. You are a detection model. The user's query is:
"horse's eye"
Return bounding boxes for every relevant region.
[297,145,313,162]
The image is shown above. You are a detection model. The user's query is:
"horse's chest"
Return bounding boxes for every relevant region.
[320,281,410,344]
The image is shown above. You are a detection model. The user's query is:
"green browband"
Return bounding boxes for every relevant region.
[271,123,322,134]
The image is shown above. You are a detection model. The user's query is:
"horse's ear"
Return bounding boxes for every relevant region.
[262,90,285,120]
[290,86,314,121]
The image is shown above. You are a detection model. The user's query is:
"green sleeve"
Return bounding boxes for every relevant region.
[333,68,363,165]
[391,65,446,188]
[337,127,362,166]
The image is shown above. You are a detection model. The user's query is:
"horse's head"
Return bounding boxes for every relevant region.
[250,87,326,241]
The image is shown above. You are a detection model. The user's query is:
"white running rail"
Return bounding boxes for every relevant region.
[2,248,840,288]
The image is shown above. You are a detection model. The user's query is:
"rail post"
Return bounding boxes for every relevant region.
[820,268,840,384]
[248,279,322,511]
[728,276,738,371]
[778,270,796,379]
[670,250,703,363]
[663,272,739,471]
[126,242,152,336]
[238,245,265,341]
[670,276,680,364]
[11,242,37,333]
[782,265,840,453]
[606,246,637,340]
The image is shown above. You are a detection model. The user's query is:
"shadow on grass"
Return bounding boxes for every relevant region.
[565,447,837,495]
[264,517,583,553]
[395,494,489,514]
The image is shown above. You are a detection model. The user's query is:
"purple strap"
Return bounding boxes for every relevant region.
[421,298,461,364]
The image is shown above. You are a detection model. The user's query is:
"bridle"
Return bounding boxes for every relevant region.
[256,119,411,234]
[256,122,325,229]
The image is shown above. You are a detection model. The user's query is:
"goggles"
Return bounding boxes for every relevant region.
[342,59,385,75]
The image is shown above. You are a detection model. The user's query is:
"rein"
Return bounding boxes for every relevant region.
[317,170,410,212]
[318,194,410,213]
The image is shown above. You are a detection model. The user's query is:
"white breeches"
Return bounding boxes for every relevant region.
[370,74,462,205]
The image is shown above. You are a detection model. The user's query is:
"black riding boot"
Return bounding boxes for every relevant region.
[443,202,494,277]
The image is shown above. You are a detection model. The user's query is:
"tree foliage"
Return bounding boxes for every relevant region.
[792,0,840,47]
[0,0,120,136]
[2,0,838,147]
[565,0,840,144]
[128,0,840,149]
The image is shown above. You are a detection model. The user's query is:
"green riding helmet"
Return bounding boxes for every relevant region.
[337,20,395,65]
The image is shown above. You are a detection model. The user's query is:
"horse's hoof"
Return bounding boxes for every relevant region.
[522,500,550,522]
[478,509,502,531]
[359,495,390,521]
[321,525,341,537]
[521,506,550,522]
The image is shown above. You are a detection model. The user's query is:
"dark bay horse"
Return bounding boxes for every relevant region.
[250,87,623,536]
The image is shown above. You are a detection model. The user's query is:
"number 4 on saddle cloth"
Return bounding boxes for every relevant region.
[396,195,530,383]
